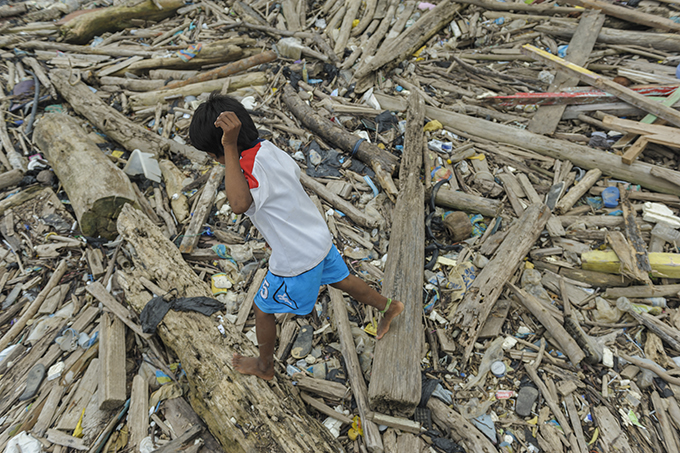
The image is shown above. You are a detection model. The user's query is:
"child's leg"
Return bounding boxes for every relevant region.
[232,304,276,380]
[331,274,404,340]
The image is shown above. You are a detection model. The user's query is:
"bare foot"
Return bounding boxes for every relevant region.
[232,353,274,380]
[376,300,404,340]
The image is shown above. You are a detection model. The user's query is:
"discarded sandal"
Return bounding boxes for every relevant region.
[19,363,46,401]
[291,325,313,359]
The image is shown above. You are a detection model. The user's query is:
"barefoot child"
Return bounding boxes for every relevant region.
[190,94,404,380]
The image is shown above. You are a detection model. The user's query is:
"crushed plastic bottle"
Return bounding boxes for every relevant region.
[466,337,504,389]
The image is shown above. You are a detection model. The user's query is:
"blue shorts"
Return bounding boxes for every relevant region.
[254,244,349,315]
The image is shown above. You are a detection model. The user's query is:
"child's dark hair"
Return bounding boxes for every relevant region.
[189,92,259,156]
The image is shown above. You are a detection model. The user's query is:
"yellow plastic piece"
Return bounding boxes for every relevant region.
[73,408,86,438]
[413,45,426,57]
[111,150,124,159]
[525,261,534,269]
[348,428,359,441]
[352,19,360,28]
[364,321,377,337]
[377,143,385,150]
[423,120,443,132]
[211,273,231,295]
[588,427,599,445]
[468,154,486,160]
[581,251,680,278]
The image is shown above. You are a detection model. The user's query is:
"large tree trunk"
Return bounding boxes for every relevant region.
[115,205,341,453]
[50,69,208,164]
[60,0,184,44]
[375,94,680,195]
[368,93,424,416]
[33,114,136,239]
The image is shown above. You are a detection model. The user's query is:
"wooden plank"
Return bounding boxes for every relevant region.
[449,203,551,363]
[58,358,99,431]
[370,412,423,434]
[619,185,652,279]
[606,231,651,284]
[46,429,89,451]
[651,391,680,453]
[522,44,680,128]
[86,281,150,339]
[179,166,224,253]
[368,92,424,417]
[294,375,350,401]
[604,284,680,299]
[330,287,383,452]
[621,137,649,166]
[517,173,565,237]
[478,299,511,338]
[153,425,202,453]
[234,268,266,332]
[98,312,126,411]
[528,10,605,134]
[33,384,66,437]
[129,374,149,452]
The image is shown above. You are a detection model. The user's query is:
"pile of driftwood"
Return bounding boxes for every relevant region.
[1,0,680,451]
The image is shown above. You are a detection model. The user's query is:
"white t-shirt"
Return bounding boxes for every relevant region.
[242,140,332,277]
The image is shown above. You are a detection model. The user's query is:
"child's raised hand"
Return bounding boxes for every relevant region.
[214,111,241,152]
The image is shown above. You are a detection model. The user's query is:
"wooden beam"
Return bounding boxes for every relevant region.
[368,93,424,417]
[179,166,224,253]
[521,44,680,128]
[99,312,127,411]
[449,203,551,364]
[129,375,149,452]
[235,268,267,332]
[329,287,383,452]
[528,10,604,135]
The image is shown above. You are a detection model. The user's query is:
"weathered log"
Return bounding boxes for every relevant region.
[115,205,341,452]
[33,114,137,239]
[0,3,27,18]
[368,93,424,417]
[507,283,585,365]
[283,84,399,197]
[449,203,551,363]
[18,40,158,58]
[434,187,501,218]
[604,284,680,300]
[428,398,497,453]
[122,38,254,74]
[164,51,277,90]
[0,169,23,190]
[563,0,680,32]
[179,166,224,254]
[159,159,189,223]
[50,70,207,164]
[129,72,268,107]
[353,0,463,83]
[329,287,383,452]
[375,94,680,195]
[60,0,184,44]
[536,23,680,52]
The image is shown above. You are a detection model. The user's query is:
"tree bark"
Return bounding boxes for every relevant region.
[368,93,424,417]
[282,84,399,197]
[449,203,552,364]
[50,69,208,164]
[115,205,341,453]
[33,114,137,239]
[375,93,680,195]
[61,0,185,44]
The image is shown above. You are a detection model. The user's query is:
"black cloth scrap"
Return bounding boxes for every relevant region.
[140,295,224,334]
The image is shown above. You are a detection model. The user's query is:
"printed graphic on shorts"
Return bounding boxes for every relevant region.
[273,284,298,311]
[259,279,270,299]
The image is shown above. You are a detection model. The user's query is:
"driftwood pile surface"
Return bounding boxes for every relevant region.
[1,0,680,451]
